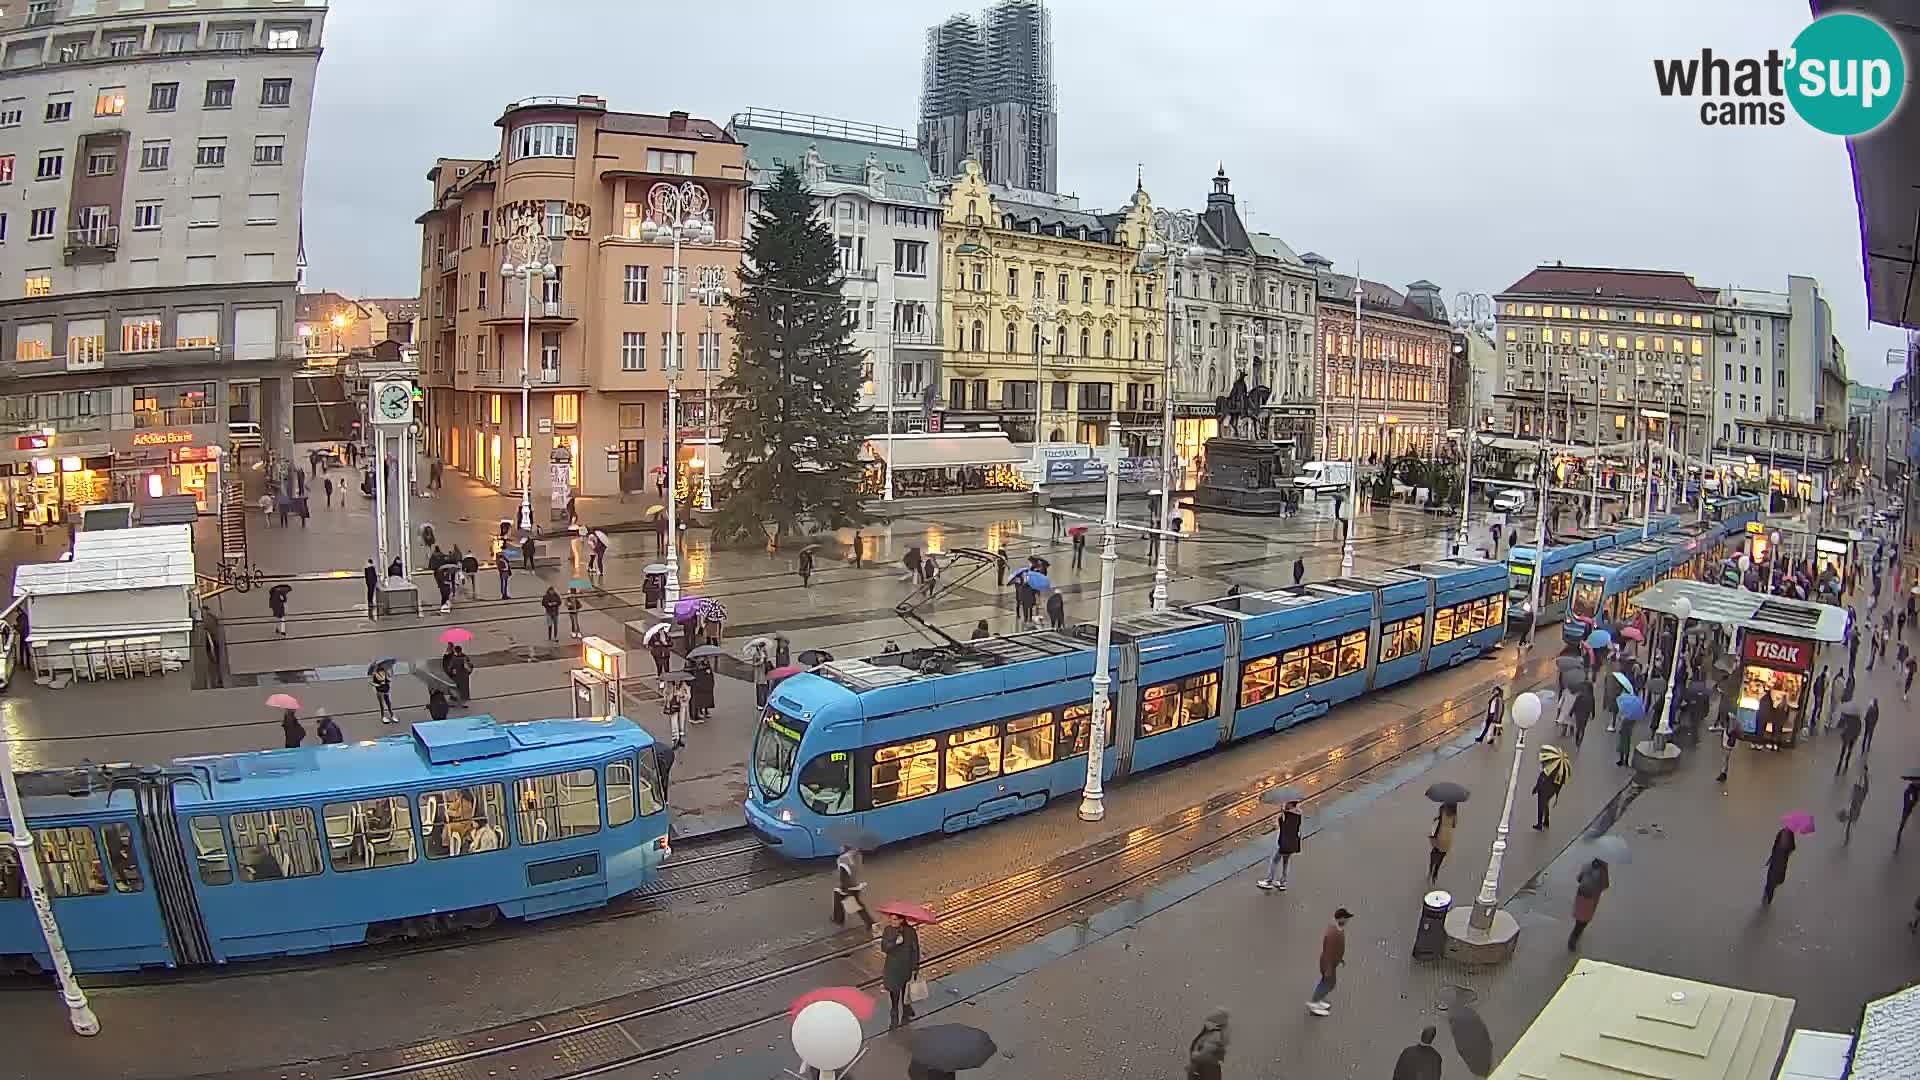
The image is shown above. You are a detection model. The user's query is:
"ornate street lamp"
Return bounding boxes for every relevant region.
[1135,207,1206,611]
[637,181,715,607]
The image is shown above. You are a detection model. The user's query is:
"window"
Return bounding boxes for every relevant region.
[604,759,639,827]
[796,752,852,815]
[510,123,577,161]
[871,737,939,806]
[553,393,579,426]
[212,28,245,49]
[1140,672,1221,736]
[101,823,143,893]
[1081,275,1092,303]
[189,195,220,226]
[34,827,107,897]
[698,331,719,370]
[1336,630,1367,676]
[159,30,191,53]
[149,82,178,112]
[474,334,487,371]
[895,239,927,276]
[1381,615,1425,661]
[480,213,490,246]
[514,769,600,844]
[28,208,55,239]
[139,140,169,170]
[420,784,510,858]
[540,331,561,377]
[176,310,218,348]
[621,331,646,370]
[266,26,302,49]
[323,796,417,872]
[86,150,115,176]
[108,36,139,58]
[44,96,71,122]
[1058,272,1068,303]
[944,723,1001,788]
[34,151,61,181]
[245,193,277,223]
[15,323,50,360]
[476,271,487,309]
[0,100,20,127]
[122,314,162,352]
[619,404,646,428]
[1240,655,1280,708]
[634,748,665,817]
[646,149,694,174]
[195,138,226,168]
[999,711,1054,774]
[1105,278,1115,305]
[204,80,234,108]
[230,808,323,880]
[67,318,104,368]
[95,86,125,117]
[1007,268,1018,296]
[252,135,284,165]
[0,155,11,184]
[623,264,648,303]
[187,816,232,885]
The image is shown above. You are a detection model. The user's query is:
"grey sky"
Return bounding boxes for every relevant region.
[306,0,1906,386]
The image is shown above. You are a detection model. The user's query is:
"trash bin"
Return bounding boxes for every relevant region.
[1413,889,1452,961]
[643,571,665,610]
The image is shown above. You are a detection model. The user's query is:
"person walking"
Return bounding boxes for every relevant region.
[1391,1026,1443,1080]
[1836,705,1862,774]
[435,561,457,614]
[1293,557,1306,587]
[1808,666,1829,738]
[267,583,291,637]
[689,660,715,725]
[1532,758,1563,829]
[1185,1009,1229,1080]
[1427,802,1457,883]
[315,710,344,745]
[1071,529,1086,570]
[1568,857,1610,950]
[446,646,473,705]
[1615,697,1638,768]
[1897,778,1920,850]
[880,911,922,1030]
[649,636,672,676]
[565,588,583,639]
[1862,697,1881,754]
[1762,826,1796,906]
[427,688,450,722]
[541,586,562,643]
[1571,685,1594,750]
[797,548,814,588]
[462,552,481,599]
[654,738,674,804]
[1843,763,1871,845]
[363,558,380,619]
[1046,589,1066,631]
[1715,722,1738,786]
[280,709,306,748]
[1305,907,1352,1016]
[850,529,864,568]
[371,664,397,724]
[831,843,875,931]
[663,681,688,745]
[1476,689,1505,744]
[323,475,335,508]
[1906,656,1918,702]
[1258,798,1303,890]
[495,549,511,600]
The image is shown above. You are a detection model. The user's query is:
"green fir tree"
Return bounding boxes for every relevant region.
[712,165,871,547]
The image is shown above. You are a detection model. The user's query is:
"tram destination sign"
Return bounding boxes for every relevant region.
[1741,632,1812,672]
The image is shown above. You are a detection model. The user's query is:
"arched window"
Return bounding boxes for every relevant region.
[1031,324,1042,355]
[1057,330,1065,356]
[1131,334,1139,360]
[971,321,984,352]
[1005,322,1017,354]
[1103,330,1113,358]
[1145,335,1154,362]
[1079,328,1090,356]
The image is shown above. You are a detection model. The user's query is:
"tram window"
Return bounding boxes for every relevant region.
[230,808,324,881]
[871,737,939,806]
[1307,640,1338,684]
[1002,711,1055,774]
[1337,631,1367,675]
[1433,607,1456,645]
[323,796,418,872]
[1462,600,1486,634]
[1381,622,1406,662]
[1486,595,1505,628]
[101,823,144,893]
[189,816,232,885]
[1277,647,1309,693]
[420,783,510,859]
[0,834,20,899]
[798,752,853,814]
[29,827,106,897]
[1139,682,1179,737]
[945,723,1003,788]
[515,769,602,845]
[1059,701,1113,756]
[1180,672,1220,723]
[634,749,665,817]
[607,758,637,827]
[1398,616,1425,658]
[1240,655,1279,706]
[1547,572,1571,605]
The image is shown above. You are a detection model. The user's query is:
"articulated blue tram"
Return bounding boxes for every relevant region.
[1505,515,1682,632]
[1563,516,1752,642]
[746,557,1510,858]
[0,716,669,974]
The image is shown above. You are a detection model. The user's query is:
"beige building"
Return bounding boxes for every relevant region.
[414,95,746,505]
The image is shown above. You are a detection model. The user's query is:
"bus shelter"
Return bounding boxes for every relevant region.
[1630,579,1846,749]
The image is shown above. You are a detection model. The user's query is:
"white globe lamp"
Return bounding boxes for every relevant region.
[1512,691,1541,731]
[791,1000,863,1077]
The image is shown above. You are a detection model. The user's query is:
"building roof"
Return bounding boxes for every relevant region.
[1721,287,1791,314]
[1314,271,1448,326]
[1852,983,1920,1078]
[1500,265,1720,305]
[1249,233,1303,265]
[998,197,1109,241]
[730,113,933,200]
[296,292,373,323]
[359,296,421,321]
[600,110,735,143]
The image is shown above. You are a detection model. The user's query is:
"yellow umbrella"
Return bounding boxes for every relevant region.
[1539,745,1571,786]
[644,504,665,516]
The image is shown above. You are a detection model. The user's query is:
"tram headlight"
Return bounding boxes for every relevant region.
[779,809,794,823]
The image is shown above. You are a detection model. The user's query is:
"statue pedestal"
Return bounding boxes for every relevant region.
[1190,436,1291,516]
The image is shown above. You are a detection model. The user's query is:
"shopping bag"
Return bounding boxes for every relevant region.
[907,978,929,1003]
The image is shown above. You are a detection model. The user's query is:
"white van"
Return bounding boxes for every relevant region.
[1294,460,1353,495]
[1490,488,1528,513]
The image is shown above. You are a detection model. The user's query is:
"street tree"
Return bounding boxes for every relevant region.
[712,165,871,548]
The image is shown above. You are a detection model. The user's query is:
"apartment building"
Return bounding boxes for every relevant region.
[727,108,943,433]
[1309,257,1452,461]
[415,95,747,504]
[936,158,1160,452]
[0,0,324,523]
[1715,276,1849,501]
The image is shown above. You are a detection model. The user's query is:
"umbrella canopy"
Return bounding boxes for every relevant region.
[1425,781,1471,805]
[769,664,805,680]
[1023,571,1053,592]
[1555,655,1584,672]
[1578,833,1632,866]
[1261,785,1305,805]
[568,578,592,590]
[788,986,875,1023]
[1611,671,1634,693]
[1539,745,1571,786]
[800,543,822,554]
[876,900,939,924]
[1562,673,1591,694]
[1448,1005,1494,1078]
[1620,625,1645,641]
[656,670,693,684]
[740,636,776,663]
[642,563,669,575]
[1586,628,1613,650]
[1781,810,1816,835]
[268,583,292,600]
[644,503,665,516]
[907,1025,998,1072]
[827,824,883,851]
[688,645,726,659]
[797,648,834,666]
[673,598,704,621]
[642,621,675,645]
[440,627,474,645]
[698,598,727,622]
[1617,693,1646,722]
[367,657,398,675]
[265,693,301,710]
[1068,524,1089,536]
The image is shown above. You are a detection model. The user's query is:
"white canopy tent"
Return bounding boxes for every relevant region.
[13,524,197,678]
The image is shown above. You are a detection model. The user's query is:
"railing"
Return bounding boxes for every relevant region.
[440,250,459,272]
[891,327,941,347]
[133,406,217,428]
[66,225,118,255]
[729,108,914,149]
[539,367,560,384]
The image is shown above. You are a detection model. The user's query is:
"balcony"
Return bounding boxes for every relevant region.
[64,225,119,266]
[478,299,577,324]
[440,250,459,273]
[892,327,941,348]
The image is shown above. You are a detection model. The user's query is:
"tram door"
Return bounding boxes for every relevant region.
[1360,589,1383,692]
[1216,619,1243,745]
[1110,641,1141,781]
[132,777,215,965]
[1419,581,1438,674]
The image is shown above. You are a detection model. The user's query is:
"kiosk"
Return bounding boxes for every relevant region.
[1735,631,1816,747]
[569,635,633,717]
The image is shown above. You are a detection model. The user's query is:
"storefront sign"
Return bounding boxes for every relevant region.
[131,430,194,447]
[13,435,49,451]
[1742,632,1812,672]
[1815,536,1848,556]
[1745,521,1766,535]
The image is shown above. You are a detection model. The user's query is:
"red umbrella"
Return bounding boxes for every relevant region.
[1067,525,1089,537]
[769,664,805,680]
[440,627,474,645]
[788,986,875,1022]
[876,900,939,924]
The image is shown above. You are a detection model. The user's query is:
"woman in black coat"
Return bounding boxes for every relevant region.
[1763,826,1796,905]
[1531,767,1562,830]
[689,661,714,723]
[280,709,306,748]
[880,913,921,1029]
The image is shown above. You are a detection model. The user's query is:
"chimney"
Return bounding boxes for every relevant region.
[668,110,690,133]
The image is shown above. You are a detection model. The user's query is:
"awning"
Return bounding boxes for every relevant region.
[1628,579,1848,643]
[867,433,1028,470]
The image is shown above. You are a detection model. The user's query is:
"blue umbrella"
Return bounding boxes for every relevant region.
[568,577,592,590]
[1023,571,1053,592]
[1618,693,1646,722]
[1587,628,1613,650]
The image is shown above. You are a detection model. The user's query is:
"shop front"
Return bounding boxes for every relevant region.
[110,427,224,513]
[860,431,1031,498]
[1814,531,1857,589]
[0,434,113,528]
[1735,631,1815,748]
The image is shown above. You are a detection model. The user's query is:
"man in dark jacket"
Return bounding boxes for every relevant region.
[1392,1026,1444,1080]
[363,558,379,619]
[1186,1008,1228,1080]
[1258,800,1303,890]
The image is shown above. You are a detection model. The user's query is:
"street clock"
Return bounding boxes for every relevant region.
[371,379,415,426]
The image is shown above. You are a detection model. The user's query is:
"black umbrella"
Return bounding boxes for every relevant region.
[827,824,883,852]
[688,645,726,659]
[367,656,397,675]
[1261,785,1305,805]
[907,1025,997,1072]
[1425,781,1471,805]
[268,583,292,601]
[797,648,835,666]
[1447,1005,1494,1077]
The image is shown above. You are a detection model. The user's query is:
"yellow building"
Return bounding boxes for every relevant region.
[937,160,1162,452]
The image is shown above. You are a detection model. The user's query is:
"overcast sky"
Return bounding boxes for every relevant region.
[305,0,1908,387]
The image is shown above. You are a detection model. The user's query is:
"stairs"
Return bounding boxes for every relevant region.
[219,481,247,562]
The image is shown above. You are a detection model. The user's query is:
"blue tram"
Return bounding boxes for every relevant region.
[745,558,1510,859]
[0,716,669,974]
[1505,514,1680,632]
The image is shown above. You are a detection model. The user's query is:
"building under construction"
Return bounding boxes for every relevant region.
[918,0,1057,193]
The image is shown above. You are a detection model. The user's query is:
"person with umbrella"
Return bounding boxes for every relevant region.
[1898,776,1920,850]
[908,1025,998,1078]
[268,582,292,637]
[427,687,451,721]
[647,629,673,676]
[688,658,715,725]
[279,705,306,748]
[1475,689,1504,745]
[1427,801,1456,883]
[434,557,458,614]
[371,660,397,724]
[446,645,473,705]
[1185,1008,1229,1080]
[461,550,481,600]
[1836,701,1863,774]
[1570,681,1595,750]
[1764,819,1800,905]
[880,907,923,1029]
[903,545,923,583]
[1568,857,1610,950]
[1532,746,1567,829]
[1842,762,1871,845]
[1391,1026,1443,1080]
[797,546,815,588]
[831,842,875,931]
[1615,692,1643,768]
[315,709,344,745]
[1258,795,1303,891]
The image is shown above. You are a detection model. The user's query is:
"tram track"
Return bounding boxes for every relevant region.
[203,650,1563,1080]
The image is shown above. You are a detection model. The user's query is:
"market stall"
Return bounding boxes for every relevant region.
[12,523,196,679]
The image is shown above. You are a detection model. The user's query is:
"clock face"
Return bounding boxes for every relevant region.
[379,385,411,419]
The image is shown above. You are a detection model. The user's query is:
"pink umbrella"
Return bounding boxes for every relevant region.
[440,627,474,645]
[1619,625,1645,642]
[265,693,301,710]
[1781,811,1816,835]
[877,900,940,924]
[789,986,875,1022]
[769,664,805,681]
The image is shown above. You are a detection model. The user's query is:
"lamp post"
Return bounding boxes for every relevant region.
[1343,262,1362,575]
[1137,208,1203,611]
[692,265,728,513]
[638,181,715,607]
[500,221,555,534]
[1652,595,1690,752]
[1029,298,1055,488]
[1452,292,1493,555]
[1468,690,1540,935]
[1082,426,1123,821]
[0,738,99,1035]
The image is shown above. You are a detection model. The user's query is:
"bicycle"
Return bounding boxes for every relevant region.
[218,561,266,593]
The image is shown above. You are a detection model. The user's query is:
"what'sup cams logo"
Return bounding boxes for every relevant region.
[1653,12,1906,135]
